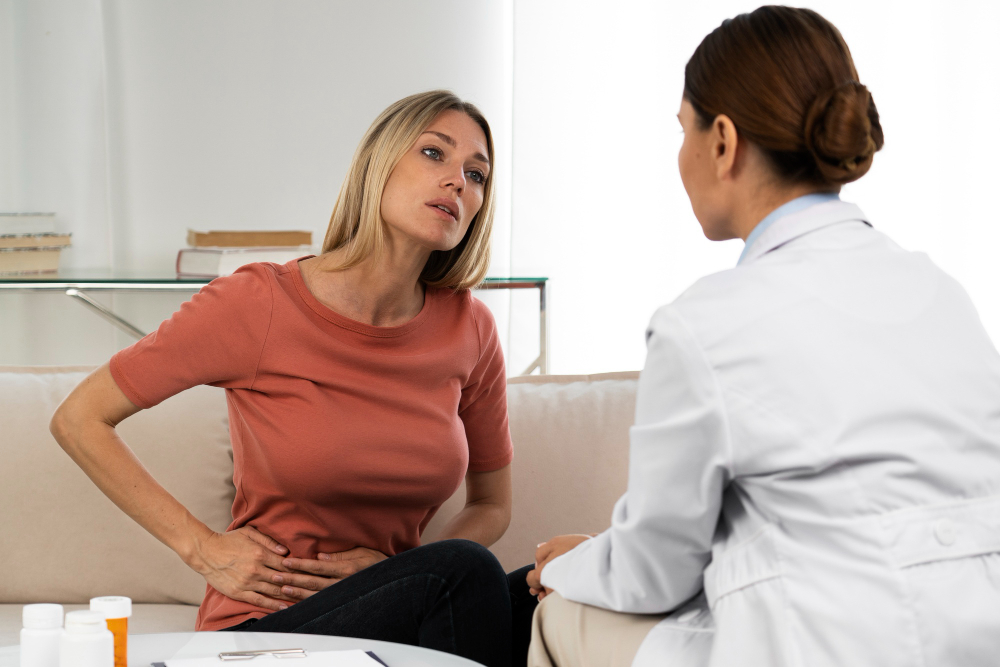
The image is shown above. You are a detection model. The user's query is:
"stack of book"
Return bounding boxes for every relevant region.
[0,213,71,275]
[177,229,315,278]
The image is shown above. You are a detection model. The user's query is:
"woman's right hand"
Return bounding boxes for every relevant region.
[188,525,295,612]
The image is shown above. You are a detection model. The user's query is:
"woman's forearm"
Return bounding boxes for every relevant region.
[49,366,212,569]
[52,416,212,564]
[433,466,512,547]
[432,500,510,547]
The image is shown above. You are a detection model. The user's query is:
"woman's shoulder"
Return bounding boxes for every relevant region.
[191,262,279,320]
[204,262,281,297]
[208,261,277,288]
[430,287,496,323]
[427,288,499,353]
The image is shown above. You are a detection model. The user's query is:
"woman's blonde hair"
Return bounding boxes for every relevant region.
[321,90,496,290]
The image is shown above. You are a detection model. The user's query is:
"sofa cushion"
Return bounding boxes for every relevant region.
[0,366,234,605]
[1,366,638,607]
[423,372,639,570]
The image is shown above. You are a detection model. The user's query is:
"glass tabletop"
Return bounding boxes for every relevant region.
[0,269,208,284]
[0,269,547,285]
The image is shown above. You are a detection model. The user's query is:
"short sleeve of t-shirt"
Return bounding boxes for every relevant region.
[110,264,274,409]
[460,296,513,472]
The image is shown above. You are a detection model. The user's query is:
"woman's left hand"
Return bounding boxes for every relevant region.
[272,547,388,600]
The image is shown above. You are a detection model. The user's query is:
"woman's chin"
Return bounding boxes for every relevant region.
[420,232,465,254]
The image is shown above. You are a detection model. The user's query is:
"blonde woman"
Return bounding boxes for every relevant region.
[51,91,519,666]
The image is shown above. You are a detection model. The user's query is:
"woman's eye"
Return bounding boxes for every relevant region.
[467,170,486,184]
[422,147,442,160]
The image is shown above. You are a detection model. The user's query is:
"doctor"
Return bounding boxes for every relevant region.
[526,6,1000,667]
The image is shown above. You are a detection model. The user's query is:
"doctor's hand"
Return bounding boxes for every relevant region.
[527,533,597,601]
[274,547,388,601]
[189,525,295,612]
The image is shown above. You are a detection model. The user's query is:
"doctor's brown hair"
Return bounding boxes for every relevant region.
[684,6,884,186]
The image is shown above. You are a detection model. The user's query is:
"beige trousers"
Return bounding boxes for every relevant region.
[528,593,666,667]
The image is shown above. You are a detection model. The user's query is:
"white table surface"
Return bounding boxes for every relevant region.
[0,631,484,667]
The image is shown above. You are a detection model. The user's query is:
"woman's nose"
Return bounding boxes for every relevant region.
[442,166,466,193]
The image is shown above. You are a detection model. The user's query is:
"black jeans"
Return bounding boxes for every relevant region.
[223,539,537,667]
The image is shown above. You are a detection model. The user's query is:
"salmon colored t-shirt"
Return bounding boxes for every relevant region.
[109,258,513,631]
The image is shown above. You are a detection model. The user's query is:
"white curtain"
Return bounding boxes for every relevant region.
[8,1,997,374]
[0,0,121,363]
[0,0,515,366]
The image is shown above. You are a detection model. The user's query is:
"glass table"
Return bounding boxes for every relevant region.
[0,271,548,375]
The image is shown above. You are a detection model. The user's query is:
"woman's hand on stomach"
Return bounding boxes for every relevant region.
[190,525,297,612]
[274,547,388,600]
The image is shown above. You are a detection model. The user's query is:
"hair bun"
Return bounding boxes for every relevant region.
[804,81,884,184]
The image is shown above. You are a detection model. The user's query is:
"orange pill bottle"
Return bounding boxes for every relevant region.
[89,597,131,667]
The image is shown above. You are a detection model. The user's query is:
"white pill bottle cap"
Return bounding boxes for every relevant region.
[89,597,132,620]
[64,611,108,634]
[22,604,64,629]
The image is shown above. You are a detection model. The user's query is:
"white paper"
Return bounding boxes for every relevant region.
[164,649,383,666]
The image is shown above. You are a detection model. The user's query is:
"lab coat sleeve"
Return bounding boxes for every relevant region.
[540,305,732,613]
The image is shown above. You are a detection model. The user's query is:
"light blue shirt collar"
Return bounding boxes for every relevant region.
[737,192,841,265]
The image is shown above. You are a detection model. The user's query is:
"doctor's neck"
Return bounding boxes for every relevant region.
[720,140,839,241]
[734,180,840,242]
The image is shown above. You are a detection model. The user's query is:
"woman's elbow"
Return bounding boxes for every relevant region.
[50,364,139,451]
[497,501,512,535]
[483,499,511,545]
[49,399,80,451]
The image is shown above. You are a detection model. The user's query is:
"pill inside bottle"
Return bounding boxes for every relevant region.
[90,596,131,667]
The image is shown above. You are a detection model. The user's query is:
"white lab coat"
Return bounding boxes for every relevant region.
[541,199,1000,666]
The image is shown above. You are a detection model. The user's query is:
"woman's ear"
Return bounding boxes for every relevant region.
[711,114,740,181]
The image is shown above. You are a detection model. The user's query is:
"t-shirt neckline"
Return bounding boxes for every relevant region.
[287,256,436,338]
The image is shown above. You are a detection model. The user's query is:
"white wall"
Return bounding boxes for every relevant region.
[0,0,121,364]
[0,0,15,209]
[512,0,1000,374]
[7,1,999,374]
[0,0,515,365]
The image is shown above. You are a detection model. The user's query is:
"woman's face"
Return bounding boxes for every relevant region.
[677,97,730,241]
[380,109,491,253]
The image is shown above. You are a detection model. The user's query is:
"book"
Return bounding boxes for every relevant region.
[0,233,72,249]
[176,246,313,277]
[0,212,57,236]
[187,229,313,247]
[0,247,62,274]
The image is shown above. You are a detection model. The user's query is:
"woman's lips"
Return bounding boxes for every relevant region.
[426,198,459,220]
[427,203,457,221]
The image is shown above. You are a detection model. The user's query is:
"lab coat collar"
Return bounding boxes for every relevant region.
[739,199,870,265]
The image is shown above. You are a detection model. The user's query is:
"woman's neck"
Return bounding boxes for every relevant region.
[306,243,430,327]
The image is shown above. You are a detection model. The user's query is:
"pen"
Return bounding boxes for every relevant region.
[218,648,308,660]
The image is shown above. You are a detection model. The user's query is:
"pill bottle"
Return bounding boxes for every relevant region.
[89,597,131,667]
[59,610,113,667]
[20,603,64,667]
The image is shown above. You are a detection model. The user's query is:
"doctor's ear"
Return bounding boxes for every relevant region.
[710,114,740,180]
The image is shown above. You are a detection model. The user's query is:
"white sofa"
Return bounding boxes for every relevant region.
[0,366,639,647]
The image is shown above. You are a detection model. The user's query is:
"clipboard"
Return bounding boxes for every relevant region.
[151,649,388,666]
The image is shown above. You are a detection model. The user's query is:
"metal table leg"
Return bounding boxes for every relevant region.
[65,289,148,339]
[520,281,547,375]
